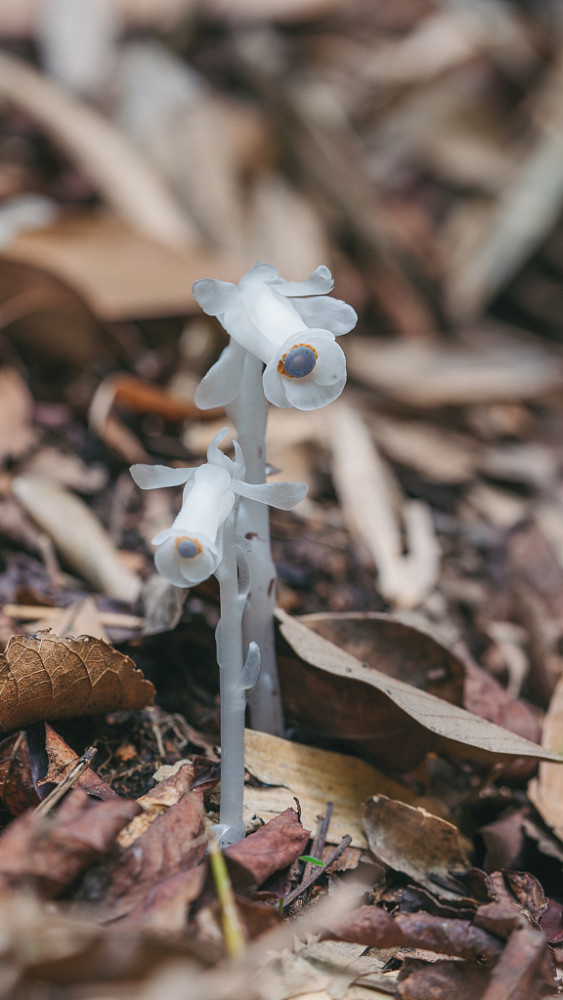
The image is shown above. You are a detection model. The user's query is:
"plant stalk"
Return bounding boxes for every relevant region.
[227,352,284,737]
[215,513,246,847]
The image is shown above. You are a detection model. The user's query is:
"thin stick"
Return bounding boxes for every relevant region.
[300,802,333,907]
[282,834,352,912]
[35,747,97,817]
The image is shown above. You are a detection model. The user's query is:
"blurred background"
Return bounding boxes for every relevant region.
[0,0,562,702]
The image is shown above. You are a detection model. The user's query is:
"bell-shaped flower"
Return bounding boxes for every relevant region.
[193,263,356,411]
[130,429,307,587]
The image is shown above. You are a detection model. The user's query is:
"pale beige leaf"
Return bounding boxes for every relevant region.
[345,332,563,407]
[12,474,141,602]
[528,674,563,842]
[325,404,440,609]
[277,610,563,763]
[9,212,247,321]
[0,631,154,732]
[243,729,414,848]
[0,52,193,249]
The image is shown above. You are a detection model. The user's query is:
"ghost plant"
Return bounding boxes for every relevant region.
[131,429,306,846]
[193,264,357,735]
[130,264,356,845]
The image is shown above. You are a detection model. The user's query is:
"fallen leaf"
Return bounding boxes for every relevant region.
[277,610,562,767]
[364,795,470,902]
[41,723,118,801]
[528,673,563,843]
[225,807,310,887]
[0,368,36,464]
[100,766,206,920]
[396,961,491,1000]
[0,730,37,814]
[12,474,142,602]
[345,330,563,407]
[0,631,155,732]
[297,612,464,705]
[325,905,502,962]
[0,257,110,367]
[0,787,139,898]
[325,404,440,609]
[9,212,247,321]
[0,53,193,249]
[243,729,415,848]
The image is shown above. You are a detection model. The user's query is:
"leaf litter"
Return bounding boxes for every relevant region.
[0,3,563,999]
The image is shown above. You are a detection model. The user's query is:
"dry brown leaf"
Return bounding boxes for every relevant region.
[0,368,36,464]
[101,779,206,921]
[225,807,310,886]
[277,610,562,765]
[0,53,193,249]
[364,795,470,902]
[299,612,464,705]
[0,730,37,815]
[244,729,415,848]
[41,723,118,801]
[0,257,108,367]
[9,212,247,321]
[0,631,154,732]
[0,787,139,898]
[12,474,141,602]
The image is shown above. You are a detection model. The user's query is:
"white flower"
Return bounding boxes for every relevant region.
[130,429,307,587]
[193,263,357,411]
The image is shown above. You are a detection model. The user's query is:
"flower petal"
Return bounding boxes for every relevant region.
[130,464,195,490]
[154,534,220,586]
[275,265,333,297]
[291,296,357,335]
[206,427,234,471]
[195,340,245,409]
[308,335,347,386]
[192,278,237,316]
[284,373,346,410]
[232,479,307,509]
[262,358,292,408]
[238,262,281,287]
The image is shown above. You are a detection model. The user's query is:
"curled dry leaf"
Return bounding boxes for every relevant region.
[40,722,118,801]
[12,474,141,602]
[100,764,206,921]
[0,631,154,733]
[277,610,562,768]
[364,795,470,902]
[225,807,310,887]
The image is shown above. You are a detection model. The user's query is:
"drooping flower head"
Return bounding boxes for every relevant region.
[193,264,357,411]
[130,429,307,587]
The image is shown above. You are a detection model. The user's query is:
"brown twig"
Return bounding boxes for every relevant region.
[300,802,333,907]
[282,834,352,913]
[35,747,97,817]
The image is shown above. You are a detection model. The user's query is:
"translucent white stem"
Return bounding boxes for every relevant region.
[226,352,285,737]
[215,514,246,847]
